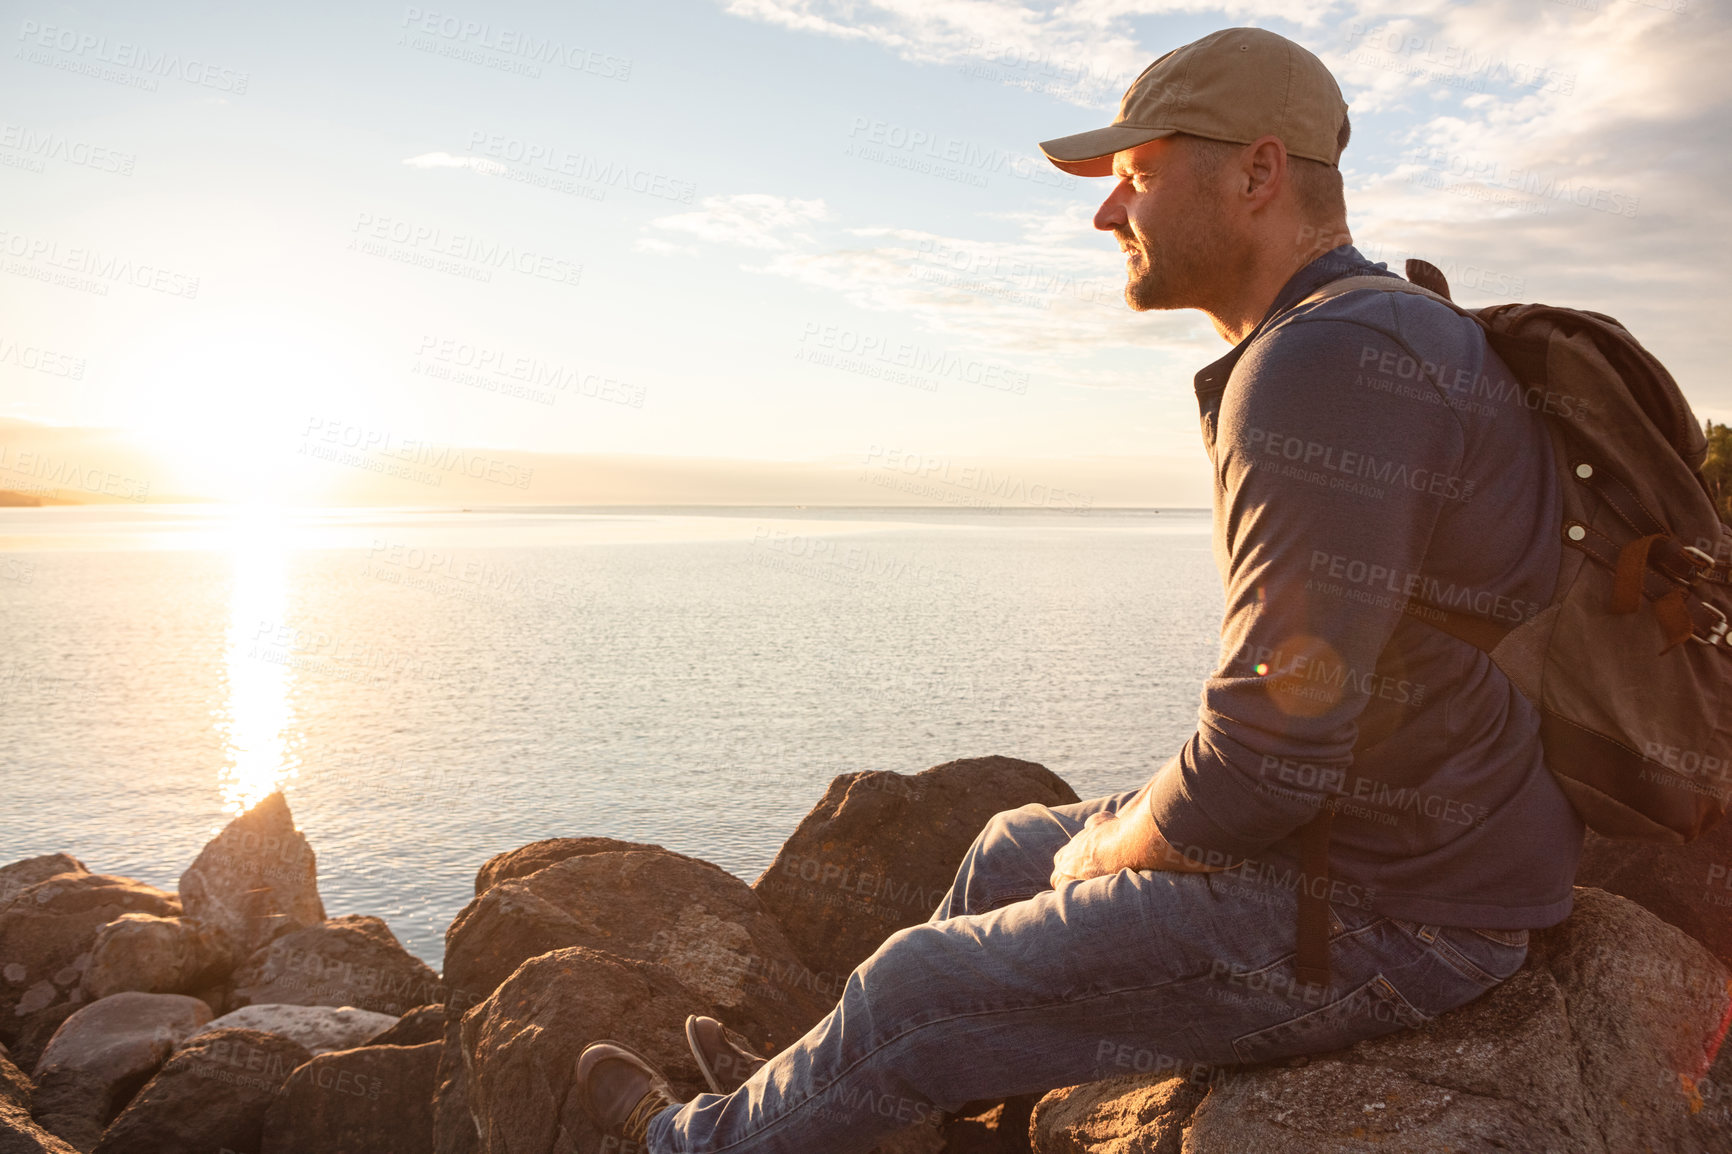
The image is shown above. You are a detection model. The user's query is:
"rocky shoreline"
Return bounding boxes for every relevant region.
[1,754,1728,1153]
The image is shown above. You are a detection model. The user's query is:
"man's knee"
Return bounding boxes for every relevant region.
[853,922,965,1029]
[953,803,1064,904]
[976,802,1056,854]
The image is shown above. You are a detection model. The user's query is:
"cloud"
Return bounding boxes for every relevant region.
[402,152,509,175]
[644,193,1220,379]
[634,236,698,257]
[720,0,1148,107]
[1324,3,1732,390]
[648,193,835,251]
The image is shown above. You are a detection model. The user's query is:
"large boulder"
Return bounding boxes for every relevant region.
[90,1028,310,1154]
[187,1004,397,1057]
[229,915,442,1016]
[259,1040,440,1154]
[81,915,233,1002]
[0,859,86,914]
[472,836,660,896]
[0,874,180,1050]
[458,946,710,1154]
[178,793,324,959]
[1029,889,1732,1154]
[28,994,210,1151]
[753,756,1080,977]
[1577,826,1732,968]
[455,947,945,1154]
[445,849,827,1053]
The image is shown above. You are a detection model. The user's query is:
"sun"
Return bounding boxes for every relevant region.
[114,310,379,504]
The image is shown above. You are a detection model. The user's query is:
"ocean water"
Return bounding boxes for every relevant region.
[0,505,1222,967]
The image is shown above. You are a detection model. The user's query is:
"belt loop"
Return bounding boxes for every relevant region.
[1417,925,1439,944]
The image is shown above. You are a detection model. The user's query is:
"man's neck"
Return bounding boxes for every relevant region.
[1201,224,1350,344]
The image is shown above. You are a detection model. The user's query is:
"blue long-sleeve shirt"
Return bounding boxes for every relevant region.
[1145,245,1583,929]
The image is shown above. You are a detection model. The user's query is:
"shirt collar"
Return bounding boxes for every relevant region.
[1191,244,1396,398]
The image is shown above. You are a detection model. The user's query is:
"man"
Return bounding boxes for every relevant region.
[577,26,1582,1153]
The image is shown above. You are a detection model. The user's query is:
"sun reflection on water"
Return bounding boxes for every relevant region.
[218,508,298,814]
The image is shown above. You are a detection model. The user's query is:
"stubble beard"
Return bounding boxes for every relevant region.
[1121,213,1228,312]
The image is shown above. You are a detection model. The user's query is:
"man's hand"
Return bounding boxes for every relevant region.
[1049,811,1128,887]
[1049,805,1234,888]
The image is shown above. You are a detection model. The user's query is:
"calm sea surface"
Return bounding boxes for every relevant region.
[0,505,1221,967]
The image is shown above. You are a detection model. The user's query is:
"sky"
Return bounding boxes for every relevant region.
[0,0,1726,505]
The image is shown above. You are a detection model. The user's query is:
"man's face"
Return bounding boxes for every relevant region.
[1093,137,1235,312]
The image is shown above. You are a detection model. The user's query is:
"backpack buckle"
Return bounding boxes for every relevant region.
[1695,602,1729,646]
[1676,540,1718,571]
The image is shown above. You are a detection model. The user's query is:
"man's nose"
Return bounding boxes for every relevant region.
[1094,183,1130,232]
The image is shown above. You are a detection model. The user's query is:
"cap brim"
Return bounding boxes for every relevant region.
[1038,125,1177,176]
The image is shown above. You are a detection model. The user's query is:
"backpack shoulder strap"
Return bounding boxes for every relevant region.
[1286,266,1501,989]
[1298,273,1467,316]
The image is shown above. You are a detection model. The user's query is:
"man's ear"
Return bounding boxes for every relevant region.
[1240,136,1288,207]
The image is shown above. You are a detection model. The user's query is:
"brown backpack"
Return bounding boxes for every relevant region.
[1288,259,1731,985]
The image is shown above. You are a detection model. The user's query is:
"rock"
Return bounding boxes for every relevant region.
[459,946,711,1153]
[472,836,660,895]
[23,1076,106,1153]
[431,1011,479,1154]
[81,915,233,1001]
[229,915,442,1016]
[33,994,212,1080]
[259,1041,439,1154]
[178,792,324,959]
[754,756,1080,977]
[1030,1074,1206,1154]
[5,1008,79,1082]
[91,1028,310,1154]
[29,993,211,1154]
[0,1099,79,1154]
[0,1048,65,1154]
[944,1097,1037,1154]
[0,1050,29,1113]
[1577,827,1732,968]
[448,949,933,1154]
[0,859,86,915]
[0,875,180,1050]
[1029,889,1732,1154]
[365,1003,444,1047]
[444,849,827,1053]
[187,1004,397,1057]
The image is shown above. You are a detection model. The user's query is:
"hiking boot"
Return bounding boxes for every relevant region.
[575,1040,682,1149]
[685,1015,769,1094]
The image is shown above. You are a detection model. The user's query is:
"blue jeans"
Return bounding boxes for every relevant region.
[649,790,1528,1153]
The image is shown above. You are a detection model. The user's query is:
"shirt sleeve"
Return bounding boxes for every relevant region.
[1146,314,1470,859]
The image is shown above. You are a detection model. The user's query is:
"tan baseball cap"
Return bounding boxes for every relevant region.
[1039,27,1348,177]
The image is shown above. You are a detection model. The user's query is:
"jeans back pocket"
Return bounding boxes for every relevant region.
[1231,973,1429,1066]
[1391,920,1529,990]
